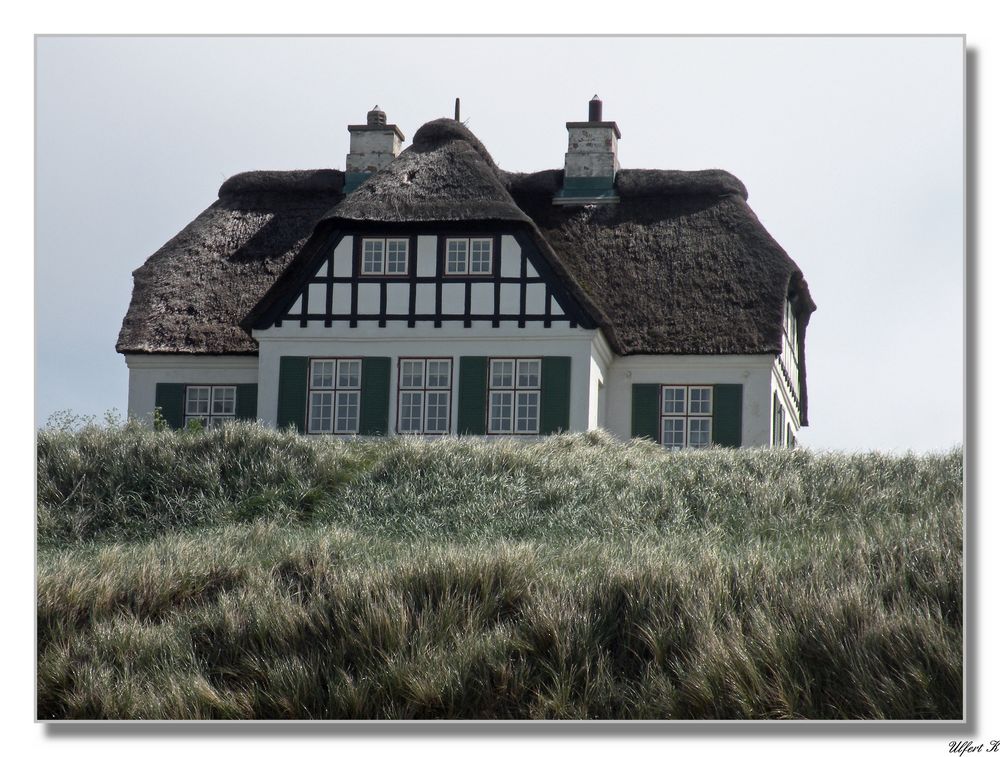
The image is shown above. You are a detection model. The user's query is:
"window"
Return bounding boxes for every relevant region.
[445,237,493,275]
[184,385,236,429]
[659,385,712,450]
[361,238,408,275]
[488,358,540,434]
[772,391,786,447]
[308,359,361,434]
[397,358,452,434]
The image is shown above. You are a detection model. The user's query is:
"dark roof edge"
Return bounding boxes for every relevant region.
[503,168,749,200]
[219,169,345,198]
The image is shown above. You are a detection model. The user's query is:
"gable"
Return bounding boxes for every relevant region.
[249,225,596,332]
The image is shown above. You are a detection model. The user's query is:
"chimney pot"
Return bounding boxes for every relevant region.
[367,107,387,127]
[588,95,602,122]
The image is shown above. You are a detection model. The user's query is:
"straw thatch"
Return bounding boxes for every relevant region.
[115,170,343,354]
[117,120,815,418]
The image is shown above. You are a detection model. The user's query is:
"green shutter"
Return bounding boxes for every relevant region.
[154,383,185,430]
[712,384,743,448]
[234,384,258,421]
[457,356,488,435]
[540,356,571,434]
[631,384,660,442]
[277,357,308,433]
[359,357,390,435]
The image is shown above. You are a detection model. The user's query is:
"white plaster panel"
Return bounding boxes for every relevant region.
[441,283,465,314]
[332,284,351,314]
[386,283,410,315]
[470,283,493,315]
[500,283,520,313]
[551,296,564,316]
[500,235,520,276]
[307,283,327,314]
[286,295,302,316]
[333,236,353,277]
[416,284,436,314]
[417,235,437,276]
[358,283,380,313]
[525,259,539,278]
[315,261,329,278]
[526,283,546,314]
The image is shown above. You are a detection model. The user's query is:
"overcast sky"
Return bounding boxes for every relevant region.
[34,36,964,452]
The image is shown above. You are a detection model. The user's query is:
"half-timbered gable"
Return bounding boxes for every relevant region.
[118,100,816,447]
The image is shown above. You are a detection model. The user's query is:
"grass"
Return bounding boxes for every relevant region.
[36,421,963,719]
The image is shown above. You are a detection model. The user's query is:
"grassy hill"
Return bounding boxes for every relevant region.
[36,422,963,719]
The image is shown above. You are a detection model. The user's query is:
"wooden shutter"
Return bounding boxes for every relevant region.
[631,384,660,442]
[359,357,390,435]
[539,356,571,434]
[457,356,488,435]
[154,383,185,430]
[277,357,308,432]
[712,384,743,447]
[234,384,258,421]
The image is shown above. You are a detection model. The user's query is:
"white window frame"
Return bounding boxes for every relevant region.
[396,358,453,435]
[361,237,409,276]
[659,385,713,450]
[445,237,493,276]
[308,359,362,435]
[488,358,541,435]
[184,385,236,429]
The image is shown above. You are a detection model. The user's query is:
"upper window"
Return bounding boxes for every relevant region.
[660,385,712,450]
[397,358,453,434]
[445,237,493,276]
[185,385,235,429]
[784,299,799,355]
[362,238,408,276]
[308,359,362,434]
[488,358,540,434]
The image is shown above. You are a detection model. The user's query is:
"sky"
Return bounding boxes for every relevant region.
[34,36,964,452]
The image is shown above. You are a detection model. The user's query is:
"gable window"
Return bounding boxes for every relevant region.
[397,358,453,434]
[361,238,408,275]
[659,385,712,450]
[185,385,235,429]
[488,358,540,434]
[308,359,361,434]
[445,237,493,276]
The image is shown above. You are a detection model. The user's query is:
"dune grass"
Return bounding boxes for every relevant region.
[36,421,963,719]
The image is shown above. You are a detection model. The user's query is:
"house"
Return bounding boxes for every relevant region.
[117,98,815,448]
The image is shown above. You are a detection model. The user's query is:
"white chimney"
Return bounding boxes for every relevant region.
[554,95,621,205]
[345,106,405,192]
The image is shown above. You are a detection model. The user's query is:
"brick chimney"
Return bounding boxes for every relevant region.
[554,96,621,205]
[345,106,405,193]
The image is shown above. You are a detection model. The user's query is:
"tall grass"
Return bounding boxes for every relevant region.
[36,422,963,719]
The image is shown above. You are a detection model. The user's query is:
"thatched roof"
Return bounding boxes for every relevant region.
[117,119,815,419]
[115,170,343,354]
[326,119,531,225]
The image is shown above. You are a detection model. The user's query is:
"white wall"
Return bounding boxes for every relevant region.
[123,354,260,423]
[253,321,600,434]
[602,353,776,447]
[771,357,802,446]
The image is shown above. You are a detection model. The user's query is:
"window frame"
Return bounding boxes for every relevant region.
[184,384,237,429]
[360,237,410,277]
[444,236,494,277]
[307,358,363,435]
[659,384,713,450]
[395,357,453,435]
[487,357,542,435]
